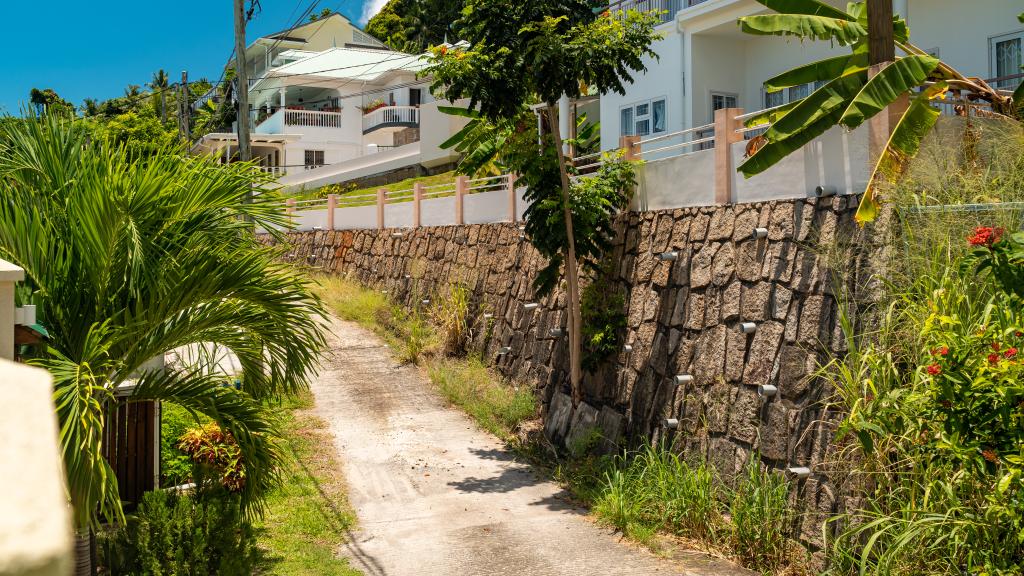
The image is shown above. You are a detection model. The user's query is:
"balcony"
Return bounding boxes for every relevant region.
[607,0,707,24]
[254,108,344,134]
[362,105,420,134]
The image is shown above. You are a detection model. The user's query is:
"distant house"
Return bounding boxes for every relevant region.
[192,13,468,191]
[597,0,1023,154]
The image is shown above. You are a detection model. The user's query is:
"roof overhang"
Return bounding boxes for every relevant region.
[190,132,302,155]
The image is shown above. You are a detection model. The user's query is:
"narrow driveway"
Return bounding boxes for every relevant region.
[312,316,746,576]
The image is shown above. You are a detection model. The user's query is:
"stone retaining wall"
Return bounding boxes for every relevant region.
[272,194,876,554]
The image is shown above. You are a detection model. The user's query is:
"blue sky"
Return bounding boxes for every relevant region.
[0,0,386,114]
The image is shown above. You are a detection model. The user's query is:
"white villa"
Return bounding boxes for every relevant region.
[192,13,468,191]
[598,0,1023,154]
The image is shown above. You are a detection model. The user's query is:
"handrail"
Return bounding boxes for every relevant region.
[284,109,344,128]
[636,123,714,146]
[362,106,420,132]
[634,135,714,157]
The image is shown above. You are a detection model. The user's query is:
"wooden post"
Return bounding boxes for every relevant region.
[179,71,190,144]
[326,194,337,230]
[866,0,905,161]
[413,182,424,227]
[713,107,745,205]
[233,0,251,163]
[619,135,640,161]
[455,175,467,225]
[377,188,386,230]
[506,174,518,223]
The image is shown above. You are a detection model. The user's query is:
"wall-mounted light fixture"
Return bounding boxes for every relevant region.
[391,232,404,238]
[758,384,778,398]
[312,226,324,231]
[752,227,769,240]
[404,274,411,279]
[674,374,693,386]
[623,343,634,353]
[381,290,388,294]
[664,418,679,429]
[483,313,494,320]
[815,185,837,198]
[523,302,539,310]
[657,251,679,261]
[740,322,757,334]
[788,466,811,479]
[549,328,565,337]
[421,299,430,305]
[498,346,511,355]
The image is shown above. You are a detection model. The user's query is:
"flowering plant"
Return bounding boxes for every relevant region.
[178,423,246,492]
[966,226,1024,301]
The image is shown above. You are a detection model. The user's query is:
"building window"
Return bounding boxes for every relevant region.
[763,81,818,110]
[710,92,738,120]
[620,98,667,138]
[991,31,1023,90]
[304,150,325,169]
[409,88,422,107]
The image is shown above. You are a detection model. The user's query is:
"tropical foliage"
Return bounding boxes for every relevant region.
[426,0,659,403]
[0,114,326,529]
[736,0,1024,224]
[365,0,464,52]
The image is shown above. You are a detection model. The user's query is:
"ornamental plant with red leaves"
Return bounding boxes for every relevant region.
[178,423,246,493]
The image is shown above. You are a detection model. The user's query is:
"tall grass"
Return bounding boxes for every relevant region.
[429,357,536,439]
[820,119,1024,575]
[730,457,791,572]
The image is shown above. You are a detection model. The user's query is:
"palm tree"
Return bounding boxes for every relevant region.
[150,69,170,123]
[0,114,326,533]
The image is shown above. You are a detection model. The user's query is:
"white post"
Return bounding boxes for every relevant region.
[279,86,286,109]
[558,95,571,154]
[0,259,25,361]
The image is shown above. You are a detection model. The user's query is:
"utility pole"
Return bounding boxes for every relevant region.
[234,0,252,164]
[180,70,191,144]
[866,0,902,160]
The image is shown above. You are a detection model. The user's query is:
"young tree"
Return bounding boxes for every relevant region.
[736,0,1023,224]
[427,2,659,404]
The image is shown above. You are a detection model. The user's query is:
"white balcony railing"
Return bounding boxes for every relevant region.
[362,106,420,133]
[607,0,704,23]
[284,109,343,128]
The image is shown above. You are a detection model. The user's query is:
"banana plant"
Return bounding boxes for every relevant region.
[737,0,1023,224]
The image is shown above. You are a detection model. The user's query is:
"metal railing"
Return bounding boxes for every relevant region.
[362,106,420,132]
[605,0,706,23]
[633,122,716,157]
[284,109,344,128]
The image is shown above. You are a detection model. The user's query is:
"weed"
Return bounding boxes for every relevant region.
[428,357,535,439]
[729,456,791,572]
[432,282,471,356]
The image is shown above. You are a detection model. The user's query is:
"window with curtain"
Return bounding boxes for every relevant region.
[991,32,1023,90]
[620,99,667,138]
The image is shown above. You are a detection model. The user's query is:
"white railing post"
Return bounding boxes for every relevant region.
[327,194,337,230]
[377,188,387,230]
[455,175,467,225]
[0,259,24,361]
[713,107,744,205]
[507,174,518,223]
[413,182,424,228]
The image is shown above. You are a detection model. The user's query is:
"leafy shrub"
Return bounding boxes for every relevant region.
[729,457,791,572]
[827,225,1024,574]
[98,489,257,576]
[580,266,626,372]
[160,404,205,488]
[177,423,246,493]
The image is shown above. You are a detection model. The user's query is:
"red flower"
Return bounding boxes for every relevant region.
[926,364,942,375]
[988,353,1001,364]
[1004,347,1018,359]
[930,346,949,356]
[992,342,1001,352]
[967,226,1004,247]
[982,448,999,463]
[1016,331,1023,338]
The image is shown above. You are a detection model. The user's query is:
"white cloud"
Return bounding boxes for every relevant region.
[359,0,389,25]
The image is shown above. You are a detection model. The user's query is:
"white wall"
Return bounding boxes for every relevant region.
[638,148,716,210]
[281,142,422,190]
[689,34,747,124]
[600,28,684,153]
[907,0,1022,81]
[740,36,846,113]
[419,100,469,168]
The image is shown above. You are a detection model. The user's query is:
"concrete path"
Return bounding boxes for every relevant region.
[312,316,747,576]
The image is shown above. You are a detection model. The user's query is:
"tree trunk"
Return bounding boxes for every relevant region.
[867,0,895,65]
[161,92,167,124]
[547,103,583,405]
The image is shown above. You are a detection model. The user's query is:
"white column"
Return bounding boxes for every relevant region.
[279,86,286,109]
[0,259,24,361]
[681,27,693,131]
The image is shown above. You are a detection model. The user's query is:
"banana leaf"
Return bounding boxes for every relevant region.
[765,72,866,143]
[839,54,940,129]
[738,14,867,45]
[855,81,947,224]
[764,52,868,92]
[743,100,800,129]
[738,107,845,177]
[756,0,851,19]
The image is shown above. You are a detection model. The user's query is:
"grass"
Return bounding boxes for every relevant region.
[313,274,535,440]
[254,392,362,576]
[294,171,457,203]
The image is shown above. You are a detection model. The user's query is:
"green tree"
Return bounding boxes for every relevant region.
[427,2,659,403]
[308,7,332,22]
[29,87,74,117]
[736,0,1023,224]
[0,114,326,531]
[366,0,465,52]
[150,69,170,123]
